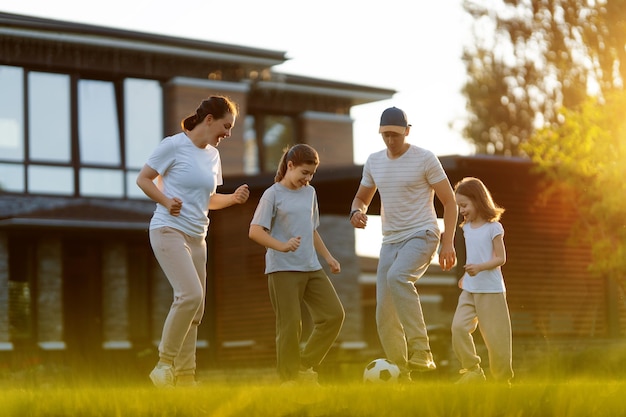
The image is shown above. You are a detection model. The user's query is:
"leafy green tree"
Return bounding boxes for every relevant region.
[523,91,626,290]
[462,0,626,156]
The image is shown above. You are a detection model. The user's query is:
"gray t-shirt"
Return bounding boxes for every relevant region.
[250,182,322,274]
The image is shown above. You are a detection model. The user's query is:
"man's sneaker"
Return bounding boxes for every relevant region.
[149,364,175,388]
[298,367,320,386]
[455,365,486,384]
[408,350,437,371]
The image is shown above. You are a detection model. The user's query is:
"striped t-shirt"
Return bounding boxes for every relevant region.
[361,145,447,244]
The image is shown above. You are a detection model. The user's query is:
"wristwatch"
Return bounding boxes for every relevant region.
[349,209,361,220]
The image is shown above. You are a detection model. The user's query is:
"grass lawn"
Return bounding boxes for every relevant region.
[1,360,625,417]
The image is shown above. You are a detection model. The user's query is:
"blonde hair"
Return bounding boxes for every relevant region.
[454,177,505,226]
[274,144,319,182]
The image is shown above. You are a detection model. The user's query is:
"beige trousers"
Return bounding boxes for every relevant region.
[150,226,206,376]
[451,290,514,382]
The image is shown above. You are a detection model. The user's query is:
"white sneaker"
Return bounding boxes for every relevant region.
[408,350,437,371]
[455,366,486,384]
[149,364,175,388]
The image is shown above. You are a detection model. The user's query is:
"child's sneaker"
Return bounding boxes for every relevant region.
[176,375,200,388]
[149,364,175,388]
[455,365,486,384]
[408,350,437,371]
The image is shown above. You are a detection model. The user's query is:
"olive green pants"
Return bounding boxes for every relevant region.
[268,270,345,382]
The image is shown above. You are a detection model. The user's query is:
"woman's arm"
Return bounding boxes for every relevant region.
[209,184,250,210]
[136,164,182,216]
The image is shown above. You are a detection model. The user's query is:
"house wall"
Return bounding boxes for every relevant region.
[301,111,354,167]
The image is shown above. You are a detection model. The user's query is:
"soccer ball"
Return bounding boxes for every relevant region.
[363,358,401,383]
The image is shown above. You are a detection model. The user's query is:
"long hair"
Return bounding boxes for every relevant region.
[454,177,505,226]
[274,144,319,182]
[181,95,238,131]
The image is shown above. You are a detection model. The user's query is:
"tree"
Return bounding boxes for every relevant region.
[523,91,626,290]
[462,0,626,156]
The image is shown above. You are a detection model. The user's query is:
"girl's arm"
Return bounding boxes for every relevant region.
[464,235,506,276]
[248,224,301,253]
[313,230,340,274]
[209,184,249,210]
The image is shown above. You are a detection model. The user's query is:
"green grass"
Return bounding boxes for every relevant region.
[1,366,625,417]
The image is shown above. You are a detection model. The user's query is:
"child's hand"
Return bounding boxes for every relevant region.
[327,257,341,274]
[458,277,464,288]
[282,236,301,252]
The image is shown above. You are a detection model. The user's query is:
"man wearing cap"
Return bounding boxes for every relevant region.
[349,107,458,381]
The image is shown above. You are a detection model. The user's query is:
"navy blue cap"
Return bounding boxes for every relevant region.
[379,107,410,134]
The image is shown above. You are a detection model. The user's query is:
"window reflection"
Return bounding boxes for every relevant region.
[263,115,294,172]
[0,65,24,161]
[28,72,71,162]
[243,114,295,174]
[124,79,163,169]
[80,168,123,197]
[243,115,259,175]
[0,163,24,192]
[28,165,73,195]
[5,69,164,198]
[78,80,120,165]
[125,170,144,199]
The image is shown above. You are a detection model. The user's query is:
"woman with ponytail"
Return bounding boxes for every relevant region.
[137,95,250,388]
[249,144,345,385]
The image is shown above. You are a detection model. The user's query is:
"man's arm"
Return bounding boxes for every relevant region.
[349,184,376,229]
[432,178,458,271]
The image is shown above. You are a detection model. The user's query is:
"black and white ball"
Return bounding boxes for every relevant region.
[363,358,401,383]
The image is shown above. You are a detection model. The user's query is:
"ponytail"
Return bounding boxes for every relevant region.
[274,144,319,182]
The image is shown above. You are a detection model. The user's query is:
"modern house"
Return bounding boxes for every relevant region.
[1,11,623,373]
[0,11,394,368]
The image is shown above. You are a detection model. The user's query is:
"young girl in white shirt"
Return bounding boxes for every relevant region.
[452,177,513,385]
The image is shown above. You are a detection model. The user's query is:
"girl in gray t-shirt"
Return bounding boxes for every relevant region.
[249,144,344,385]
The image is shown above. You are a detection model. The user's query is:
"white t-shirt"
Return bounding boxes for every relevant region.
[461,221,506,293]
[361,145,447,244]
[250,182,322,274]
[146,132,223,238]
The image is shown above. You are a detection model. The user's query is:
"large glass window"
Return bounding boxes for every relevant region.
[244,114,296,174]
[78,80,120,166]
[124,79,162,169]
[28,165,73,195]
[80,168,124,198]
[124,79,163,199]
[28,72,71,163]
[0,163,24,192]
[0,66,24,163]
[0,68,163,198]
